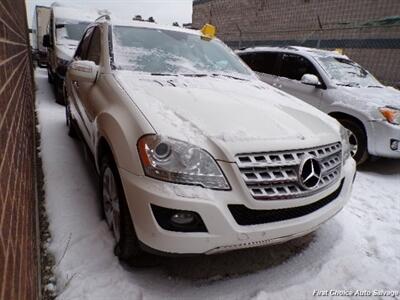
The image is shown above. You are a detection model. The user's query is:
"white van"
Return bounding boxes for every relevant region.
[43,3,99,104]
[31,6,51,67]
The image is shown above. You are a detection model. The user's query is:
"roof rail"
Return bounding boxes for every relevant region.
[95,14,111,22]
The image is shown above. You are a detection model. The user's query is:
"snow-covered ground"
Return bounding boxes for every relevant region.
[35,68,400,300]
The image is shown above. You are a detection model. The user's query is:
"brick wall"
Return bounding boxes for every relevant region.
[0,0,39,299]
[193,0,400,87]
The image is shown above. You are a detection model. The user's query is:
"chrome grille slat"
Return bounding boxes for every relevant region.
[235,142,342,200]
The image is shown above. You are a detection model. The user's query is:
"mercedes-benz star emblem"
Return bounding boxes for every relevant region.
[299,155,322,189]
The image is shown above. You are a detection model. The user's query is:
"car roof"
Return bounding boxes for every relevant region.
[96,17,203,37]
[236,46,349,59]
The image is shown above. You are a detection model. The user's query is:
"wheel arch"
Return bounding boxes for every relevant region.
[329,111,371,162]
[97,136,114,170]
[328,111,367,137]
[95,111,146,176]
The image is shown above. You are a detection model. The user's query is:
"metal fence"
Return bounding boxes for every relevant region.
[192,0,400,87]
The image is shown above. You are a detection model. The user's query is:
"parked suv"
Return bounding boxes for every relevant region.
[65,18,355,261]
[237,46,400,164]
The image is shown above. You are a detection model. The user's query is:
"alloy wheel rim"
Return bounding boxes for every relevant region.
[102,167,121,243]
[348,130,358,157]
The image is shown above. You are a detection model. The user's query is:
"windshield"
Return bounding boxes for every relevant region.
[56,19,90,42]
[318,56,382,88]
[112,26,253,78]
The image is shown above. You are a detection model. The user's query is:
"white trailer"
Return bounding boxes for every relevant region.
[32,5,51,67]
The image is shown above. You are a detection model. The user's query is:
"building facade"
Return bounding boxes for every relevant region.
[0,0,39,299]
[193,0,400,87]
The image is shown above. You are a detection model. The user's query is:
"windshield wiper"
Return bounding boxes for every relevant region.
[180,73,208,77]
[211,73,249,81]
[337,82,359,87]
[150,73,177,76]
[367,85,383,88]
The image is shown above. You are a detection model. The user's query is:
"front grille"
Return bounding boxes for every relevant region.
[229,179,344,226]
[235,142,342,200]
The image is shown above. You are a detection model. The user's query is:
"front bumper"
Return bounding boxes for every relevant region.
[119,158,356,255]
[368,120,400,158]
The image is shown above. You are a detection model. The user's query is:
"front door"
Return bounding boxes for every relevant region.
[275,53,324,109]
[69,27,96,146]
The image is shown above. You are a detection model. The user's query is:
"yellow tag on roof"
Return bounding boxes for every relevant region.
[335,48,344,55]
[201,24,216,40]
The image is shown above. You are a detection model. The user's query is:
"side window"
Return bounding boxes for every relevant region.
[74,27,94,60]
[86,27,101,65]
[240,53,254,68]
[251,52,279,75]
[279,53,319,81]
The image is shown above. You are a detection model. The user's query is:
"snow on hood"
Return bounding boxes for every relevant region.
[115,71,341,160]
[55,42,78,60]
[332,86,400,112]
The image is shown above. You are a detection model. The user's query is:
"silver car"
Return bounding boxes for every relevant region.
[237,46,400,164]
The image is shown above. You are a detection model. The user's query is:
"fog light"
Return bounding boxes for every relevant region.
[390,139,399,151]
[151,205,207,232]
[171,212,195,225]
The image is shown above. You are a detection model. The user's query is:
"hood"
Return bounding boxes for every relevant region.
[336,86,400,110]
[55,41,78,61]
[115,71,341,161]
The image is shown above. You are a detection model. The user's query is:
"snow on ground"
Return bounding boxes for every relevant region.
[35,68,400,300]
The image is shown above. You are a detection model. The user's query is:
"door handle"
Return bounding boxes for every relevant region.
[73,80,79,88]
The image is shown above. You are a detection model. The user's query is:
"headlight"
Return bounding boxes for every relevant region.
[138,135,230,190]
[379,107,400,125]
[340,126,351,161]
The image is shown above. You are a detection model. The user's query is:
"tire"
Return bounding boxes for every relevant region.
[339,119,369,165]
[47,68,54,84]
[65,99,77,139]
[100,155,145,263]
[54,76,65,105]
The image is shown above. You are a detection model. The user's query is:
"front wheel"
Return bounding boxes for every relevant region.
[100,155,145,263]
[47,68,54,84]
[54,76,65,105]
[65,100,77,139]
[339,119,369,165]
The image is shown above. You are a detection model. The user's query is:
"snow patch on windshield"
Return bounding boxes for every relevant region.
[114,46,206,74]
[318,56,381,88]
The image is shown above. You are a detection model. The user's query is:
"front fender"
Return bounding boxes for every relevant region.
[96,110,154,176]
[327,103,378,155]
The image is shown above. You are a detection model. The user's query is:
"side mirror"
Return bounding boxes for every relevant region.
[301,74,321,87]
[69,60,98,83]
[43,34,51,48]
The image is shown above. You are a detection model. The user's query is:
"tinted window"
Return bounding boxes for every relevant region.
[241,52,278,75]
[75,27,94,60]
[86,27,101,64]
[239,53,253,67]
[280,53,318,81]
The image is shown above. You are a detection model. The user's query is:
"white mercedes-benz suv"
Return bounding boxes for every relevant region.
[65,18,356,262]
